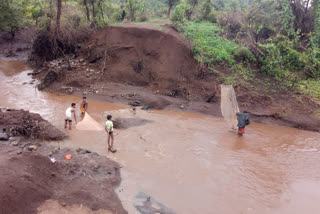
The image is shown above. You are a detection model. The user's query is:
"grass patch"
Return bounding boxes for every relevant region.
[184,21,240,65]
[133,17,166,25]
[298,80,320,103]
[153,24,164,31]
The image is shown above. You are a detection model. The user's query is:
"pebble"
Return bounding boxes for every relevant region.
[180,105,185,109]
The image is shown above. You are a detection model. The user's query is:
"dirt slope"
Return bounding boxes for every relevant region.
[78,25,215,100]
[0,108,66,140]
[0,143,126,214]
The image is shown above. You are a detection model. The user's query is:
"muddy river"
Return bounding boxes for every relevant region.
[1,60,320,214]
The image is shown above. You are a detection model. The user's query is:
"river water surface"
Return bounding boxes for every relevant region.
[1,60,320,214]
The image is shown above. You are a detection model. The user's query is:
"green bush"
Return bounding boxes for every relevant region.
[185,22,239,64]
[298,79,320,102]
[207,10,217,23]
[171,4,188,32]
[138,13,149,22]
[258,34,320,80]
[235,47,256,62]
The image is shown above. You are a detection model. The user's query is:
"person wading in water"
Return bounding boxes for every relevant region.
[65,103,77,130]
[105,115,116,153]
[80,96,88,120]
[236,111,250,136]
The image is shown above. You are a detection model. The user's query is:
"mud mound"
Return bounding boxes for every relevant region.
[0,144,126,214]
[83,26,215,100]
[37,26,217,102]
[0,108,65,140]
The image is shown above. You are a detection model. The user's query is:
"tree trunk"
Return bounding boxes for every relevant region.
[84,0,90,21]
[47,0,53,31]
[167,0,172,17]
[98,0,105,24]
[56,0,62,34]
[91,0,96,23]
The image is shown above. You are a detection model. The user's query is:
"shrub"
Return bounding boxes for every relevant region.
[235,47,256,62]
[258,34,320,80]
[207,10,217,23]
[185,22,239,64]
[171,4,188,32]
[138,13,149,22]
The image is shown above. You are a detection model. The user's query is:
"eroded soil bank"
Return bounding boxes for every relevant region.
[0,108,66,140]
[29,24,320,132]
[0,108,127,214]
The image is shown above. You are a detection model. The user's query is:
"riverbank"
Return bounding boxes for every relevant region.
[1,22,320,132]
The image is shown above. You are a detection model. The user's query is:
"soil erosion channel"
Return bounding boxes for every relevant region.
[1,60,320,214]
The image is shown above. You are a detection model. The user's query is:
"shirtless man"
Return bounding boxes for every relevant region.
[80,96,88,114]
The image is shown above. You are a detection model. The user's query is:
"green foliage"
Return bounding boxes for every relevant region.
[0,0,29,33]
[185,21,240,64]
[276,0,295,38]
[171,1,190,31]
[207,9,217,23]
[212,0,224,11]
[235,46,256,62]
[200,0,212,20]
[126,0,145,21]
[314,0,320,48]
[298,79,320,103]
[258,35,320,81]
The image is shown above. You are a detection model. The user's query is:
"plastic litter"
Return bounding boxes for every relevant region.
[50,157,56,163]
[64,154,72,160]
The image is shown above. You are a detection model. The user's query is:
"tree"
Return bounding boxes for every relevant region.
[314,0,320,47]
[56,0,62,33]
[185,0,198,19]
[91,0,97,24]
[212,0,224,11]
[165,0,180,17]
[201,0,212,20]
[83,0,90,21]
[276,0,295,37]
[126,0,144,21]
[0,0,27,39]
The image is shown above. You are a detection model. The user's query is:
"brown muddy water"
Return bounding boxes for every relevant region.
[1,60,320,214]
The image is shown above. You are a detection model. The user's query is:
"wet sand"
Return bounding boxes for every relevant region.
[1,60,320,214]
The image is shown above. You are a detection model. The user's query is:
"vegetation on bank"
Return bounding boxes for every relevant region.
[0,0,319,102]
[169,0,320,102]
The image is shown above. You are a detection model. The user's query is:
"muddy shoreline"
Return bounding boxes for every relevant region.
[1,24,319,132]
[0,109,127,214]
[39,74,320,132]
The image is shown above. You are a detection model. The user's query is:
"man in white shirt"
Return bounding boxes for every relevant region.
[65,103,77,130]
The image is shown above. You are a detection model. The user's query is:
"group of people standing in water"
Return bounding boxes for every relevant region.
[64,97,250,153]
[64,96,116,153]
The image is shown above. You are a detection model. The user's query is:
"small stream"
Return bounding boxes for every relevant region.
[1,60,320,214]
